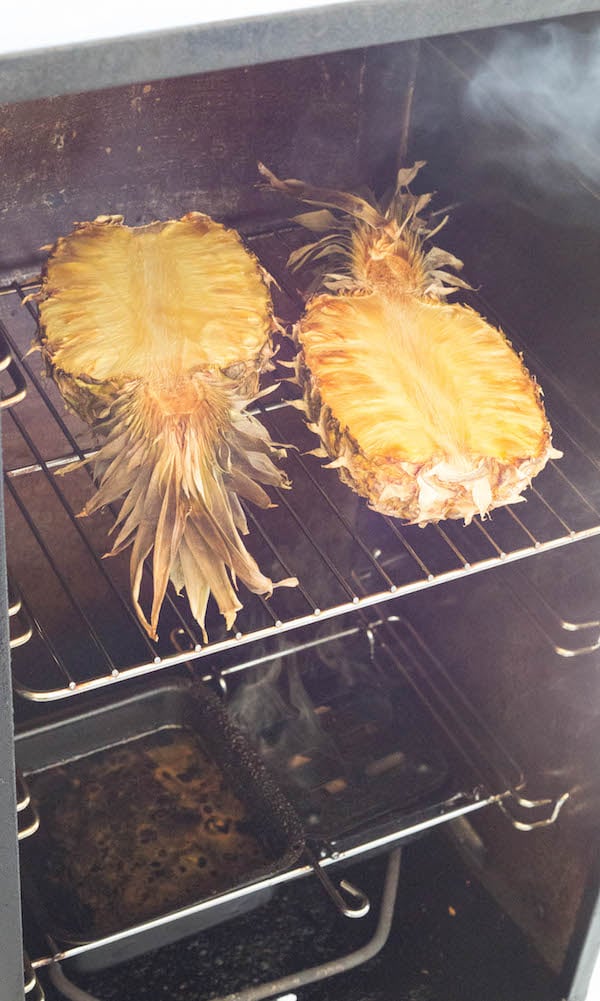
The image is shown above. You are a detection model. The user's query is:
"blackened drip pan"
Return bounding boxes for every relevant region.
[17,678,305,963]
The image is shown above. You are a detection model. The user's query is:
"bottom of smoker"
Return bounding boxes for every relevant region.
[40,829,560,1001]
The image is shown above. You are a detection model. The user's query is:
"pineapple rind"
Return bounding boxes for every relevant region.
[302,365,555,526]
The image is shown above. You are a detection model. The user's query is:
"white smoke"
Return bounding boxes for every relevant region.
[465,21,600,190]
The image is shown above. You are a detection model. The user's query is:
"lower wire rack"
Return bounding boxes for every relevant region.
[3,226,600,699]
[21,610,568,976]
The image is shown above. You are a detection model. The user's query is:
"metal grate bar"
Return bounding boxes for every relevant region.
[0,280,40,298]
[18,590,76,687]
[505,506,540,547]
[4,259,600,700]
[529,484,574,535]
[546,453,600,519]
[246,590,281,630]
[6,404,159,660]
[381,517,433,579]
[471,518,505,558]
[268,415,395,589]
[11,289,89,464]
[432,523,471,568]
[6,450,98,478]
[7,289,201,649]
[241,504,317,612]
[4,475,116,675]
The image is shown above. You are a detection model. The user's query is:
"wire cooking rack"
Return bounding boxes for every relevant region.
[3,227,600,700]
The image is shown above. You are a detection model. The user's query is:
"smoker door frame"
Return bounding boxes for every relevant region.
[569,905,600,1001]
[0,413,25,1001]
[0,0,597,104]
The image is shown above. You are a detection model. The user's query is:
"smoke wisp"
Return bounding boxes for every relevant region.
[465,21,600,191]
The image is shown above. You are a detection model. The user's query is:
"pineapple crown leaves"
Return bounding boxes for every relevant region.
[258,161,473,300]
[78,375,296,640]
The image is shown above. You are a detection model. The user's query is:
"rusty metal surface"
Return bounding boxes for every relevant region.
[0,43,413,284]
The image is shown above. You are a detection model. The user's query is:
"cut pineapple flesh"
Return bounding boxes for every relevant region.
[37,213,295,641]
[40,216,271,381]
[260,162,561,525]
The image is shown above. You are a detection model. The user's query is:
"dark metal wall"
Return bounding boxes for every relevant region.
[407,18,600,989]
[0,42,414,284]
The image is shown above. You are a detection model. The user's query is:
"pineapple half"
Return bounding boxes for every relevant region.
[259,162,562,525]
[35,212,296,641]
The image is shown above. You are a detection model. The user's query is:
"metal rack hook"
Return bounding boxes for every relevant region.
[553,634,600,659]
[0,318,27,409]
[498,789,570,831]
[28,980,46,1001]
[305,844,370,918]
[16,768,31,812]
[17,767,40,839]
[212,670,229,698]
[18,799,40,841]
[49,963,99,1000]
[501,567,600,660]
[10,602,34,650]
[24,952,46,999]
[8,576,22,617]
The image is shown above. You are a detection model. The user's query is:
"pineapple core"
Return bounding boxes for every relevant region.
[37,213,295,641]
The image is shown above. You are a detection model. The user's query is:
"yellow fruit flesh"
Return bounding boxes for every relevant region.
[300,292,547,466]
[39,215,271,382]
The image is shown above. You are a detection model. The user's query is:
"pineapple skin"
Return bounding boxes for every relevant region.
[260,162,561,526]
[36,212,296,640]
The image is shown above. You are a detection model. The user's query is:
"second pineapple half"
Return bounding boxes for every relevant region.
[35,212,296,641]
[260,162,561,526]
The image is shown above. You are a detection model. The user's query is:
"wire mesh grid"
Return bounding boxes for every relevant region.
[19,607,569,978]
[3,227,600,700]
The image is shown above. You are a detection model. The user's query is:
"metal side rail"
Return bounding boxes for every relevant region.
[499,563,600,659]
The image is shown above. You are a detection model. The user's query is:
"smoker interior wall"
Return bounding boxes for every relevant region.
[402,549,600,978]
[0,42,414,284]
[406,17,600,978]
[409,16,600,420]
